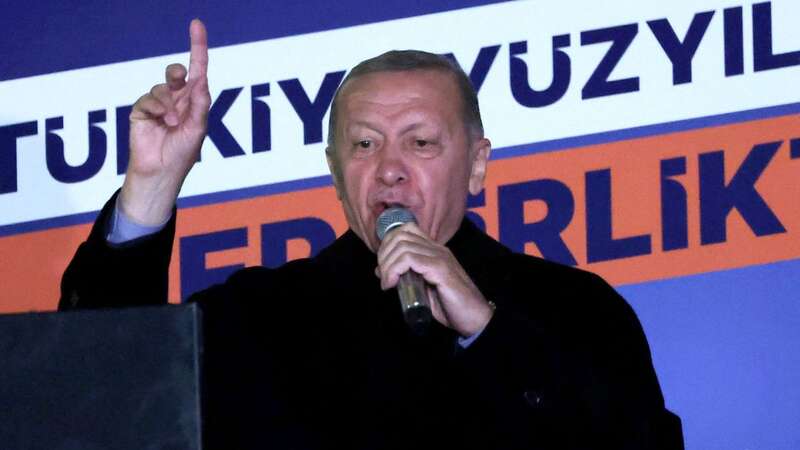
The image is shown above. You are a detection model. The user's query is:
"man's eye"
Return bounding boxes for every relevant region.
[358,140,372,149]
[415,139,428,148]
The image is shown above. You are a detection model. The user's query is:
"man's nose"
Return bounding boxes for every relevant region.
[375,144,409,186]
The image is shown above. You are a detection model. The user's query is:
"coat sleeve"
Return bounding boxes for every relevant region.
[58,190,176,310]
[452,262,684,449]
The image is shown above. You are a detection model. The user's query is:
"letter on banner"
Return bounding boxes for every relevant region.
[648,11,714,85]
[753,2,800,72]
[442,44,501,93]
[116,105,133,175]
[45,111,107,183]
[699,142,786,245]
[660,157,689,251]
[509,36,571,107]
[0,121,38,194]
[581,24,640,99]
[585,169,652,263]
[279,71,346,145]
[180,228,248,300]
[206,87,246,158]
[499,179,577,266]
[261,218,336,268]
[724,7,745,77]
[251,83,272,153]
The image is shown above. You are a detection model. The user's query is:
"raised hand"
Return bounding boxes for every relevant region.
[119,19,211,225]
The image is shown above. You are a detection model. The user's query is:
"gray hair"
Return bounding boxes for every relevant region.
[326,50,484,151]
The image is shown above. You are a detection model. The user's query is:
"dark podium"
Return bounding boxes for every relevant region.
[0,304,203,450]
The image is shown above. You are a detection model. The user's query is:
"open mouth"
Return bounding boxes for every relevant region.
[371,201,415,233]
[374,201,408,216]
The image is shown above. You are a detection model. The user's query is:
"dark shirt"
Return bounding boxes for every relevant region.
[60,193,684,449]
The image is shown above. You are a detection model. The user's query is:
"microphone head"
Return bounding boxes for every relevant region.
[376,207,416,241]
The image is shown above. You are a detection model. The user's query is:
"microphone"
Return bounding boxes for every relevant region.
[376,206,433,335]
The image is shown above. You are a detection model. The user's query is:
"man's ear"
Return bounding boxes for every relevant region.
[326,147,343,201]
[468,138,491,195]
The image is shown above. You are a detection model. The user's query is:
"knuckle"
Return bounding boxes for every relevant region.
[149,83,167,96]
[398,231,417,244]
[135,97,156,112]
[166,63,185,72]
[196,92,212,108]
[133,93,149,107]
[398,251,416,267]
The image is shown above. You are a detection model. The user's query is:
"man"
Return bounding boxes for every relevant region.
[60,20,683,449]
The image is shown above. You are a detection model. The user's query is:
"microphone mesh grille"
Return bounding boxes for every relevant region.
[376,207,416,241]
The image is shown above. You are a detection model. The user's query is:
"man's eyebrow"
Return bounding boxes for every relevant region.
[399,122,427,135]
[346,118,440,135]
[345,121,382,135]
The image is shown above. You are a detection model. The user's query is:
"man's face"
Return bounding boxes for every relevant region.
[327,69,491,252]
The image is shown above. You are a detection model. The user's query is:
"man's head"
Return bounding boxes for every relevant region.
[326,50,491,252]
[327,50,485,147]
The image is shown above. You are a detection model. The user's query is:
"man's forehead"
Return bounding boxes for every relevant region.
[337,70,461,119]
[339,69,459,101]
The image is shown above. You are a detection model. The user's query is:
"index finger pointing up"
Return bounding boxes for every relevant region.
[188,19,208,81]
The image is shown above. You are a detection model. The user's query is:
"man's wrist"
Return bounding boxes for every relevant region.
[457,300,496,348]
[107,195,170,244]
[119,176,180,226]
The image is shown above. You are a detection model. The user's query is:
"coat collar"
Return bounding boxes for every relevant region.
[313,217,511,288]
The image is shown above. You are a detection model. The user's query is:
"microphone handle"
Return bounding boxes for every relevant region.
[397,270,433,335]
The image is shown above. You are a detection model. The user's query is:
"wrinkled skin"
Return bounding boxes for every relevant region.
[327,70,494,336]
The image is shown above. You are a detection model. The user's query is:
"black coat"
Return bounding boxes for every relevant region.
[60,194,683,449]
